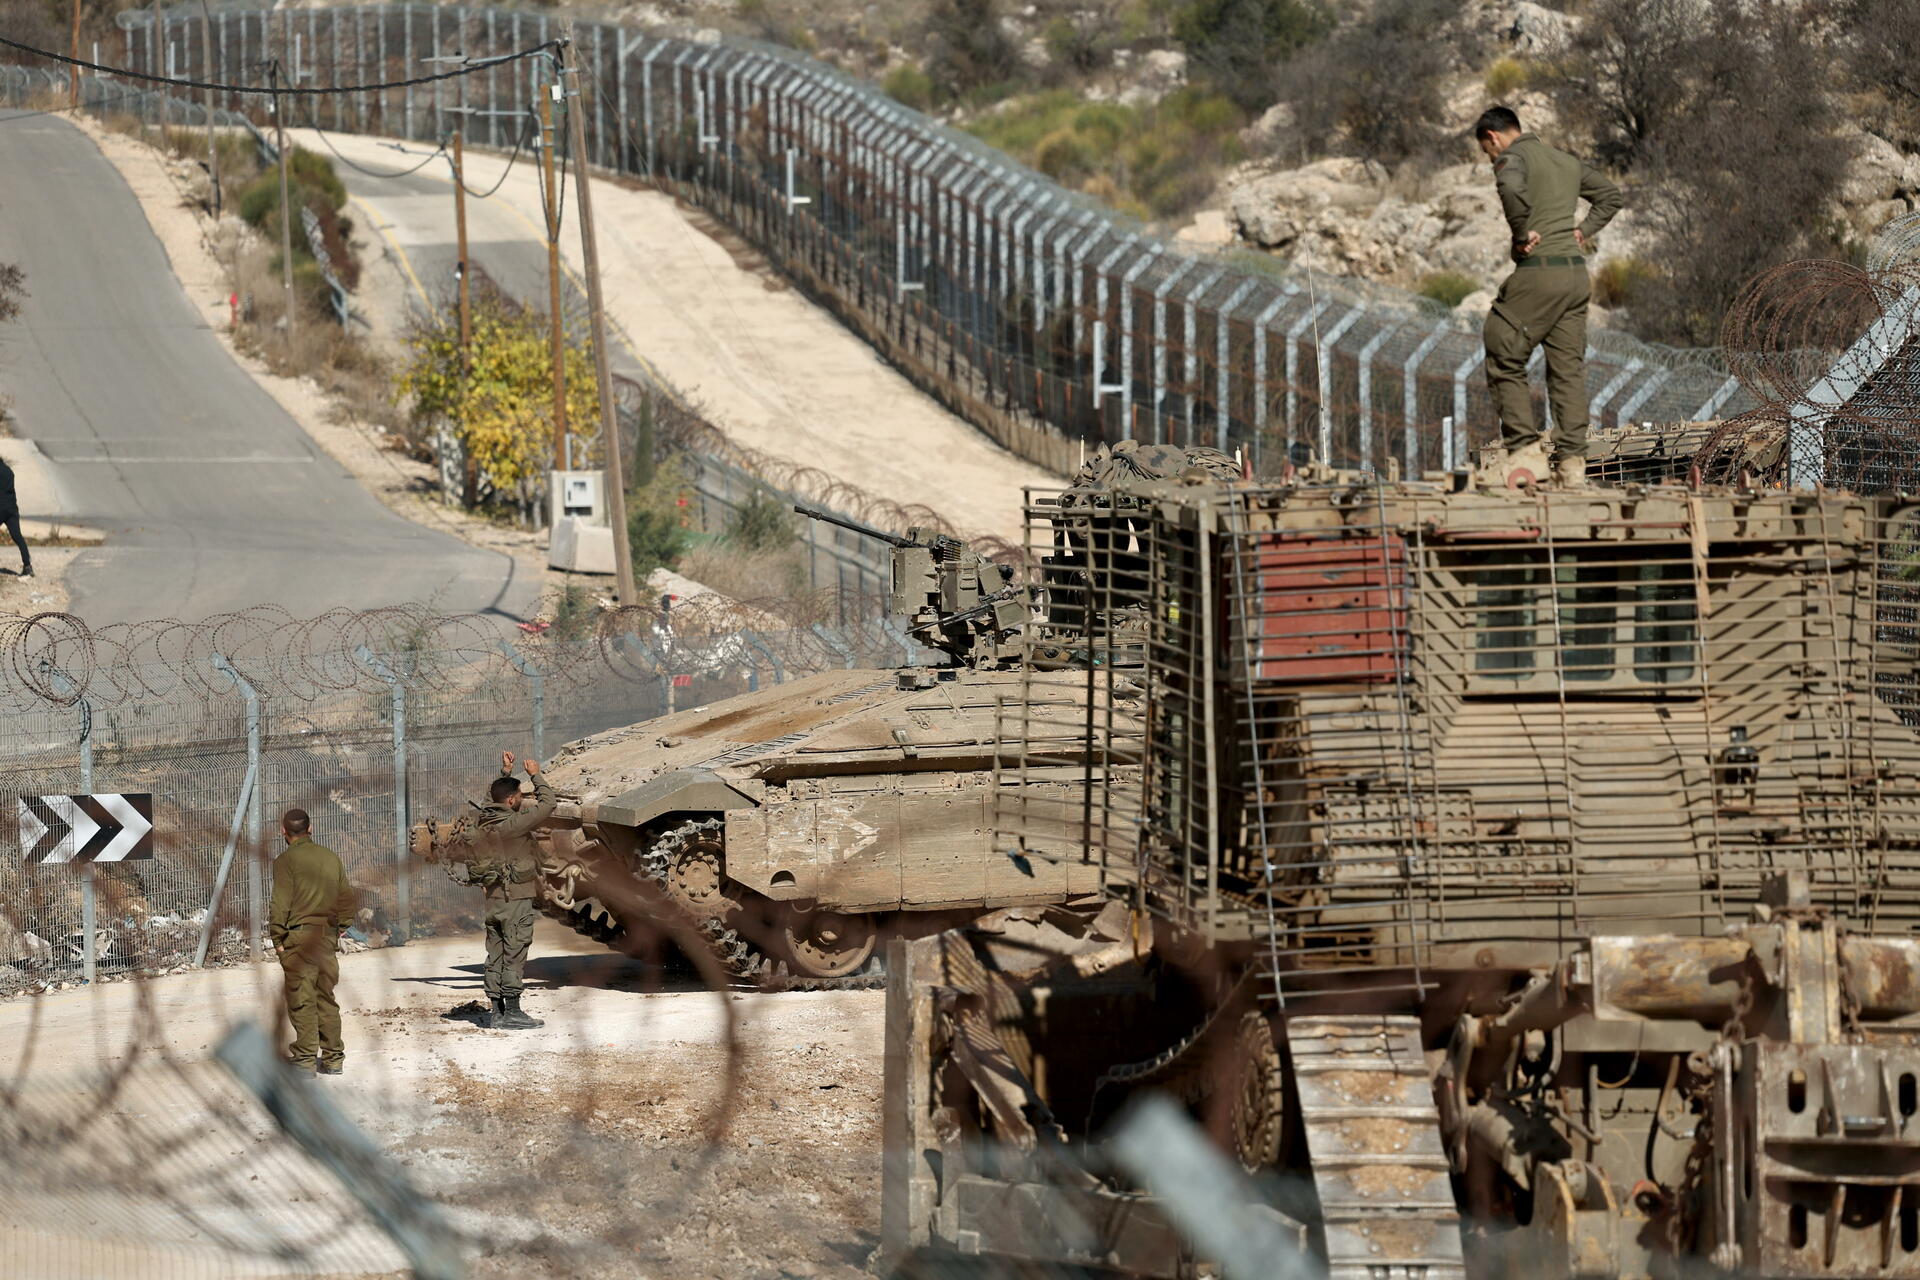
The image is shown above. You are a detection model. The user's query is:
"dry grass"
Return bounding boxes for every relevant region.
[676,540,811,603]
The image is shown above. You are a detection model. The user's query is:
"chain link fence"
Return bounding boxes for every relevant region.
[0,607,930,995]
[81,3,1753,481]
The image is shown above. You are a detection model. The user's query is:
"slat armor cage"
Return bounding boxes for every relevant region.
[994,476,1920,1002]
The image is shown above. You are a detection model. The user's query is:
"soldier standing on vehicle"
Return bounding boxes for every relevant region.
[470,750,555,1030]
[1474,106,1623,488]
[268,808,354,1075]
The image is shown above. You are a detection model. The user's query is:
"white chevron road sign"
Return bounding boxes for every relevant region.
[16,794,154,863]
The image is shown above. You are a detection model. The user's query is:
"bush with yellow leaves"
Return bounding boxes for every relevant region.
[396,280,602,520]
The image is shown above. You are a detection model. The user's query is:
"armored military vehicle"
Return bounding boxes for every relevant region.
[885,465,1920,1277]
[411,442,1229,985]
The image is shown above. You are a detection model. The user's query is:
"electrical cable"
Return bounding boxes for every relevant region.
[456,112,535,200]
[299,109,446,179]
[0,33,558,97]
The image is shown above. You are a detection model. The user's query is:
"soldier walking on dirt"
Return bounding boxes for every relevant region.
[268,809,354,1075]
[471,750,555,1030]
[1474,106,1622,488]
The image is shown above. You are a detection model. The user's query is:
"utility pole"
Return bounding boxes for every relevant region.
[423,52,476,504]
[539,87,568,466]
[452,131,470,366]
[199,0,219,219]
[453,127,477,506]
[271,58,295,345]
[68,0,80,107]
[560,31,637,607]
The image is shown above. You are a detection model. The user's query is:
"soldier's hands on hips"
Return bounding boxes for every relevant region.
[1518,231,1541,257]
[501,749,516,775]
[1574,228,1588,252]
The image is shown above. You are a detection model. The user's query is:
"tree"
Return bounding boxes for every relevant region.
[1621,0,1853,344]
[1837,0,1920,149]
[396,281,602,520]
[1530,0,1712,172]
[1174,0,1328,113]
[1279,0,1460,164]
[924,0,1020,99]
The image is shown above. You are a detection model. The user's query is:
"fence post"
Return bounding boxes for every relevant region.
[743,631,785,685]
[498,640,546,763]
[44,664,96,983]
[356,645,410,945]
[212,653,264,964]
[1403,320,1452,476]
[812,623,857,670]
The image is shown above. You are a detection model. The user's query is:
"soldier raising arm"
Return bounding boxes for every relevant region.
[471,750,555,1030]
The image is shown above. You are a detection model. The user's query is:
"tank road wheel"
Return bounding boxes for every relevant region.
[781,910,878,980]
[647,819,770,983]
[1226,1010,1288,1172]
[663,826,732,919]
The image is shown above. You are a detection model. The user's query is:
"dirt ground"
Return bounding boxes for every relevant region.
[0,917,886,1279]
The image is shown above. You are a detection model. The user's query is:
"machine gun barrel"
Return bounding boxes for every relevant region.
[791,503,921,548]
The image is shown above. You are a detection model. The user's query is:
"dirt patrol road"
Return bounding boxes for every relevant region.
[298,127,1057,542]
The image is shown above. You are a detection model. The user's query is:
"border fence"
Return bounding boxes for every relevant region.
[66,3,1748,480]
[0,605,932,994]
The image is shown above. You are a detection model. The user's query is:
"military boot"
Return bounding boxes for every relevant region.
[483,997,504,1029]
[1502,439,1552,488]
[1553,454,1588,488]
[498,996,544,1030]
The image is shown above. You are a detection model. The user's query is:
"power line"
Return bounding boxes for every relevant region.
[299,111,447,180]
[456,114,536,200]
[0,33,558,97]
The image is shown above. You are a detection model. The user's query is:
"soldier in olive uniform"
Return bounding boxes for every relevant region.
[1474,106,1623,488]
[471,750,555,1030]
[268,808,355,1074]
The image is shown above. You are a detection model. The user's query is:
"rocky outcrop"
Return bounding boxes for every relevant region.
[1225,156,1647,308]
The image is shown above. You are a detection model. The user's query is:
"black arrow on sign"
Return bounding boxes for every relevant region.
[22,795,65,862]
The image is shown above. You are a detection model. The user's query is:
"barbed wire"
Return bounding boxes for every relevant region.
[0,599,922,714]
[1694,233,1920,489]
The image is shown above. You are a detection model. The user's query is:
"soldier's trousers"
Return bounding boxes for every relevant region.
[279,924,341,1068]
[483,896,535,999]
[1484,264,1591,459]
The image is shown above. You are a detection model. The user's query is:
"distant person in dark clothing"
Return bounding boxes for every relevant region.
[0,457,29,578]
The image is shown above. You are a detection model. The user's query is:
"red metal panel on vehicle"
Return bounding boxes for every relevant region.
[1250,535,1408,682]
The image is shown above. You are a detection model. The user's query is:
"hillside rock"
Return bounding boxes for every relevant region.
[1224,157,1650,316]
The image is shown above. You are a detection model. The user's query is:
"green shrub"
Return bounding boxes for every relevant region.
[967,86,1245,220]
[725,490,796,553]
[1418,271,1479,308]
[1173,0,1329,111]
[1592,256,1656,308]
[1044,15,1116,73]
[1484,55,1528,98]
[544,581,599,644]
[883,62,937,111]
[237,147,348,231]
[289,149,347,210]
[627,505,689,576]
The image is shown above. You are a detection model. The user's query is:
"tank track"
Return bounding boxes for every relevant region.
[536,819,885,992]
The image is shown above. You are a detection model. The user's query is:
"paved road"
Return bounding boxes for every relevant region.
[0,117,535,626]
